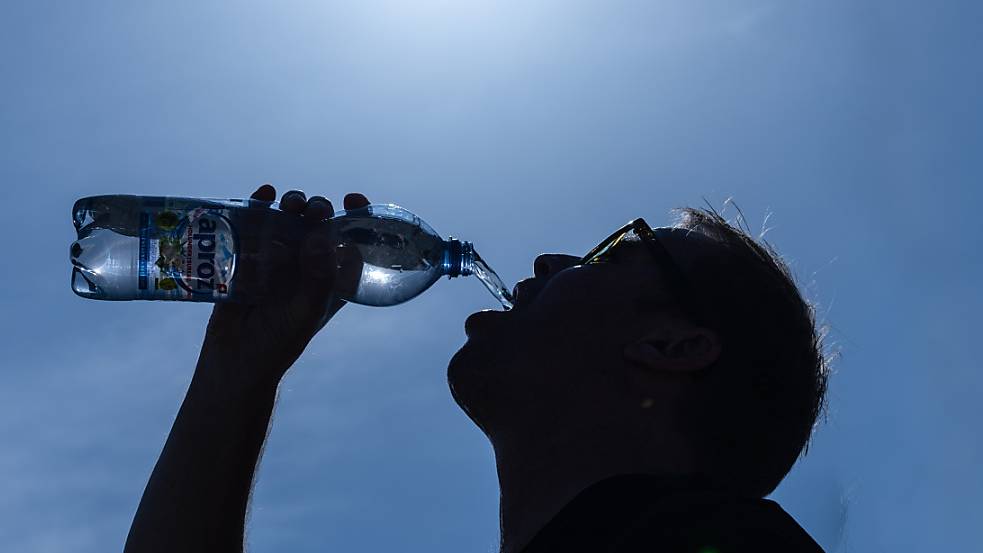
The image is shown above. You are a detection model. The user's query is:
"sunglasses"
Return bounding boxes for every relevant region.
[579,218,693,313]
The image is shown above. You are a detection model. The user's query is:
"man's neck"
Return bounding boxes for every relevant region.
[493,429,692,553]
[496,458,598,553]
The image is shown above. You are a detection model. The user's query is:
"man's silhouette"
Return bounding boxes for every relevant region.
[124,185,827,553]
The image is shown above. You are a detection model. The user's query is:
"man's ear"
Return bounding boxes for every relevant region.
[622,325,721,374]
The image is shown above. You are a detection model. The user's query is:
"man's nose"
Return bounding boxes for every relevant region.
[534,254,581,279]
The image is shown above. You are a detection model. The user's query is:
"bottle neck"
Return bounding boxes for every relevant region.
[442,239,475,278]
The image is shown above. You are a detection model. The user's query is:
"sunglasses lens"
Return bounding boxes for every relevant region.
[583,228,632,264]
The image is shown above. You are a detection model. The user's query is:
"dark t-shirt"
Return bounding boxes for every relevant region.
[521,474,825,553]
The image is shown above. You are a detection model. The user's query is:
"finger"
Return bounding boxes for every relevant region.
[343,193,370,210]
[251,184,276,202]
[309,244,361,331]
[303,196,334,221]
[280,190,307,214]
[333,244,363,300]
[293,227,338,327]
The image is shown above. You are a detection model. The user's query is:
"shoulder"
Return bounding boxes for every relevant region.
[609,495,826,553]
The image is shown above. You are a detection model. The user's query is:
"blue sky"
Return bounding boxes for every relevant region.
[2,1,981,551]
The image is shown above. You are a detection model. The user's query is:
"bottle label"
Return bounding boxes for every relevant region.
[138,203,237,300]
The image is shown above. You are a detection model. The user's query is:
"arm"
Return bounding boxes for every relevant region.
[124,185,369,553]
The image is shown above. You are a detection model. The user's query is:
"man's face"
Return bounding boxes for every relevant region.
[448,231,684,439]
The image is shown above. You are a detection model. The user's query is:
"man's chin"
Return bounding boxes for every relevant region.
[446,343,493,434]
[447,339,491,381]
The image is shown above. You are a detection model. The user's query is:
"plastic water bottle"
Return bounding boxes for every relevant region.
[70,195,514,308]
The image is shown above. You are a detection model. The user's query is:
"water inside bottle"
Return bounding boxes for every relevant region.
[333,212,447,306]
[471,249,514,310]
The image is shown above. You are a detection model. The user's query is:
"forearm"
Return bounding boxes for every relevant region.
[124,347,281,553]
[123,184,357,552]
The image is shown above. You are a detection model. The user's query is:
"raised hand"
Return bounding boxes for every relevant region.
[200,184,370,385]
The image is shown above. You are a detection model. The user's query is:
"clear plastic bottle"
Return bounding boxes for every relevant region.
[70,195,514,309]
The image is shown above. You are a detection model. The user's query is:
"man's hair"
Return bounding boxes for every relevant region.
[671,206,828,498]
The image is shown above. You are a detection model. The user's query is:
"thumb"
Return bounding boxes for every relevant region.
[292,225,339,328]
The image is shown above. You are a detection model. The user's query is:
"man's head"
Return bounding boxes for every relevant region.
[448,207,827,498]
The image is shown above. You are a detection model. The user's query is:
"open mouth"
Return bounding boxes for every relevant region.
[465,278,542,337]
[510,277,541,310]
